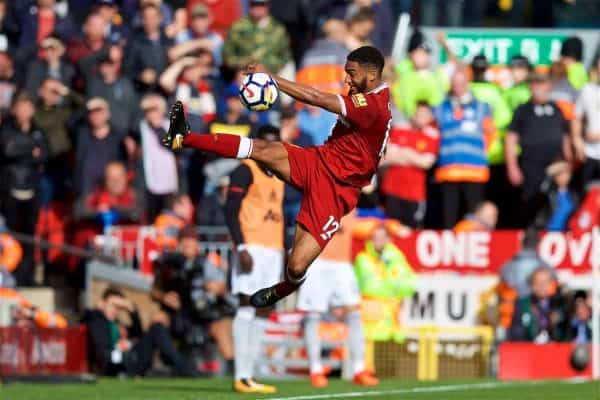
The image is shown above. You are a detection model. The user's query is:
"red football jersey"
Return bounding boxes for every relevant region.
[381,126,440,202]
[317,84,392,188]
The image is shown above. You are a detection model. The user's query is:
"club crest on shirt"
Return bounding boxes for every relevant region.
[351,93,368,108]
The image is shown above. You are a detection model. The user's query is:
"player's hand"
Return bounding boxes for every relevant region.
[163,291,181,310]
[238,249,253,273]
[507,164,524,187]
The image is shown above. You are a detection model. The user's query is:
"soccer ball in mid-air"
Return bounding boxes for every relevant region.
[239,72,279,111]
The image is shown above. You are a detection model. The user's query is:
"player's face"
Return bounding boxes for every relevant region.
[344,61,368,95]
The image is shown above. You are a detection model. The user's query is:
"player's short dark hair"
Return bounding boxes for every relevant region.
[256,124,280,140]
[102,286,124,300]
[347,46,385,76]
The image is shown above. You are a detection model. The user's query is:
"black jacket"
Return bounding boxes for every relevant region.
[0,120,48,193]
[80,309,143,375]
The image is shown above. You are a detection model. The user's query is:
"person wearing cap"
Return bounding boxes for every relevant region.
[223,0,292,76]
[86,45,137,136]
[159,51,217,133]
[540,161,577,231]
[559,36,588,91]
[504,55,532,112]
[225,124,283,394]
[138,93,179,220]
[171,3,223,68]
[469,54,512,165]
[394,30,448,120]
[0,91,48,286]
[572,57,600,187]
[25,34,75,99]
[505,73,570,228]
[73,96,126,195]
[186,0,241,39]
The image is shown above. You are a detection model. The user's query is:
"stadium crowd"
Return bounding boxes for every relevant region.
[0,0,599,382]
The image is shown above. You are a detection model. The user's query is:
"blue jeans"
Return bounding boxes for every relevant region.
[421,0,465,26]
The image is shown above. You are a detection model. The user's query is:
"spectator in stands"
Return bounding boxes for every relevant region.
[86,45,138,136]
[25,35,75,99]
[154,193,194,251]
[504,55,532,113]
[138,94,179,221]
[394,30,446,121]
[223,0,292,76]
[434,67,494,228]
[573,58,600,187]
[33,78,84,202]
[210,83,253,136]
[171,4,223,67]
[197,175,229,228]
[152,226,235,375]
[509,267,566,343]
[567,291,592,344]
[0,92,48,286]
[74,97,127,195]
[74,161,142,227]
[559,36,587,91]
[93,0,130,44]
[345,8,376,51]
[124,3,173,93]
[454,201,498,232]
[354,223,417,341]
[83,286,194,376]
[0,51,16,121]
[159,51,217,133]
[539,161,577,231]
[332,0,394,56]
[186,0,241,39]
[297,19,347,95]
[14,0,76,49]
[549,61,578,122]
[380,102,439,228]
[66,12,108,88]
[506,73,570,228]
[469,54,512,165]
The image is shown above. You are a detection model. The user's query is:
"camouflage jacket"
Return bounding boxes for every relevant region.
[223,16,292,73]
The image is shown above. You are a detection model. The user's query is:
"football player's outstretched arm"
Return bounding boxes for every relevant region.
[271,75,343,116]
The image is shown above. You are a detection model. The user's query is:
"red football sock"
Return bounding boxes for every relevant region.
[183,133,252,159]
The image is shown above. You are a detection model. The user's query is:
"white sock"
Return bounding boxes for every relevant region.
[304,312,323,374]
[346,310,366,374]
[236,137,253,159]
[233,306,255,380]
[248,316,268,379]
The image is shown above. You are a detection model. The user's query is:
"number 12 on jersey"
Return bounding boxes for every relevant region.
[320,215,340,241]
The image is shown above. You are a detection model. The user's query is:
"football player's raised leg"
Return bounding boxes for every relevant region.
[250,224,322,308]
[248,140,291,183]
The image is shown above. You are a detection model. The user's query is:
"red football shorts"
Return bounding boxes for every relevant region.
[283,142,360,248]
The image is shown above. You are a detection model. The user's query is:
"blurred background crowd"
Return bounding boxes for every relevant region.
[0,0,599,379]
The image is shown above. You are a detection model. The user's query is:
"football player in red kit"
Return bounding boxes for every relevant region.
[163,46,391,309]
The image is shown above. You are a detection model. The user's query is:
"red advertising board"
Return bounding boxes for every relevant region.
[0,326,88,375]
[498,342,592,380]
[354,230,599,275]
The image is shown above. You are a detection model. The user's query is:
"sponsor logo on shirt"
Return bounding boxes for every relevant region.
[351,94,368,108]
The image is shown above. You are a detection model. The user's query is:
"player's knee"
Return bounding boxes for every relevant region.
[286,262,307,281]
